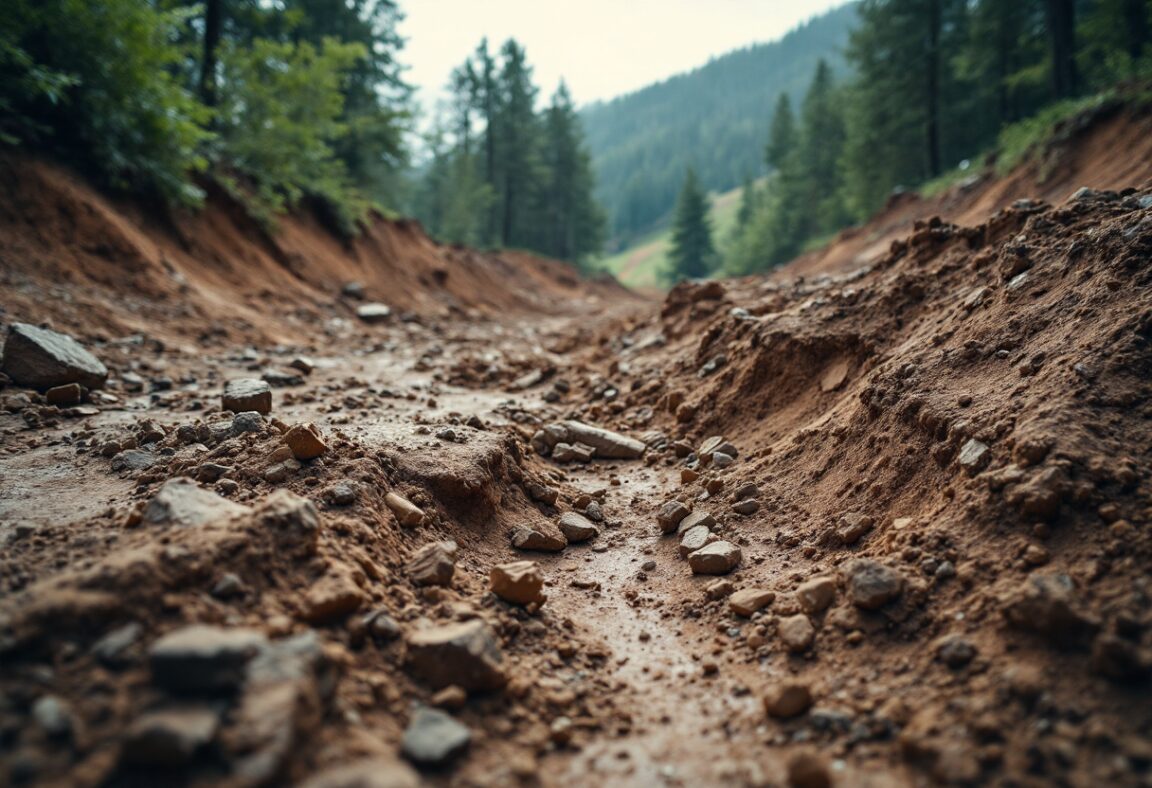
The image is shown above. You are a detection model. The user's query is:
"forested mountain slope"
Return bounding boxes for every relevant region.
[580,3,856,243]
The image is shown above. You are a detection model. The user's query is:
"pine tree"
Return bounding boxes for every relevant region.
[538,82,605,264]
[666,168,716,282]
[796,59,848,236]
[765,93,797,171]
[496,39,539,248]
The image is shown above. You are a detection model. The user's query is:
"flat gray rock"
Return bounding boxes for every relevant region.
[223,379,272,414]
[558,511,599,543]
[401,707,470,766]
[143,478,248,528]
[405,620,506,691]
[149,625,267,693]
[1,323,108,390]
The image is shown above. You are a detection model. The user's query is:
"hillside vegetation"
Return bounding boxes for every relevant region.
[580,4,856,244]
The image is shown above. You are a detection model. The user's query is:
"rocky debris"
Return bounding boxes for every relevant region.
[958,438,991,474]
[552,442,595,463]
[408,541,457,587]
[679,524,714,557]
[510,523,567,552]
[231,411,265,434]
[729,588,775,617]
[525,482,560,506]
[264,449,302,483]
[558,511,599,543]
[405,621,506,692]
[303,573,366,624]
[285,422,327,460]
[490,560,546,606]
[384,492,425,527]
[45,382,83,406]
[699,435,738,461]
[779,614,816,653]
[341,281,366,299]
[834,513,874,545]
[820,359,850,393]
[262,368,305,387]
[299,758,420,788]
[797,576,837,614]
[787,750,832,788]
[532,420,645,460]
[1002,572,1100,647]
[356,302,392,323]
[936,635,978,668]
[93,622,144,666]
[143,478,248,528]
[678,509,716,533]
[657,500,691,534]
[111,449,155,472]
[121,707,221,767]
[149,625,268,693]
[1,322,108,390]
[401,707,471,766]
[289,356,315,375]
[843,559,904,610]
[363,609,403,641]
[732,498,760,516]
[687,541,742,575]
[31,695,74,739]
[763,682,813,718]
[223,378,272,414]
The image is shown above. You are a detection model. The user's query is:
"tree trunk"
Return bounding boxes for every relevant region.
[1045,0,1077,99]
[200,0,223,108]
[926,0,942,178]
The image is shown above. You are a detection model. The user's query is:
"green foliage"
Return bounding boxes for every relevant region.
[0,0,211,202]
[215,37,368,233]
[666,168,717,282]
[413,40,606,267]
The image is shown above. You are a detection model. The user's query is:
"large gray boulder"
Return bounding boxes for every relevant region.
[1,323,108,390]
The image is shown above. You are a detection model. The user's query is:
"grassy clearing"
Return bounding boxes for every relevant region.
[595,182,749,290]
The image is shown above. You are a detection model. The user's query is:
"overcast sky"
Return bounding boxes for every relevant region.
[399,0,848,116]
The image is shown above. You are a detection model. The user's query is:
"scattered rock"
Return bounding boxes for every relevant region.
[323,482,357,506]
[490,560,546,606]
[408,541,457,587]
[385,492,425,527]
[732,499,760,516]
[223,379,272,415]
[843,559,904,610]
[558,511,599,543]
[678,509,716,533]
[342,281,366,299]
[779,614,816,653]
[231,411,265,434]
[819,360,850,393]
[302,573,366,624]
[285,423,327,460]
[657,500,691,534]
[699,435,738,459]
[356,303,392,323]
[764,682,813,718]
[31,695,73,739]
[525,482,560,506]
[511,523,567,552]
[687,541,742,575]
[149,625,267,693]
[1002,572,1100,647]
[797,576,837,614]
[679,524,714,557]
[552,442,595,463]
[45,382,83,406]
[111,449,155,472]
[401,707,470,766]
[834,513,874,545]
[121,707,220,767]
[936,635,977,668]
[729,588,775,617]
[143,478,248,528]
[406,621,506,692]
[1,322,108,390]
[93,622,143,666]
[958,439,991,473]
[534,420,645,460]
[289,357,315,375]
[261,368,305,387]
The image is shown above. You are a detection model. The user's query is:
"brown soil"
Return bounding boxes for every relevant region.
[1,106,1151,788]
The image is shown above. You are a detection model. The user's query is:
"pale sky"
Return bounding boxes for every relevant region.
[399,0,848,115]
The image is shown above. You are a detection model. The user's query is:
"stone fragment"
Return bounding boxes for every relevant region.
[323,482,357,506]
[111,449,155,472]
[687,541,742,575]
[342,281,366,299]
[31,696,73,739]
[958,439,991,474]
[764,682,813,718]
[936,635,977,668]
[143,478,248,528]
[45,383,83,406]
[1002,572,1100,647]
[797,576,837,614]
[356,303,392,323]
[510,523,567,552]
[408,541,457,587]
[557,511,599,543]
[289,357,315,376]
[286,423,327,460]
[678,509,716,534]
[406,620,506,691]
[729,588,775,617]
[401,707,470,766]
[678,524,714,557]
[1,323,108,390]
[121,707,220,767]
[223,379,272,415]
[262,369,305,387]
[93,622,143,666]
[231,411,265,434]
[779,614,816,653]
[820,360,849,393]
[150,625,268,693]
[732,499,760,516]
[490,561,546,606]
[705,579,736,600]
[834,513,874,545]
[385,492,425,527]
[256,489,321,555]
[552,442,595,463]
[302,574,365,624]
[545,420,645,459]
[657,500,691,534]
[699,436,738,459]
[843,559,904,610]
[787,750,832,788]
[525,482,560,506]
